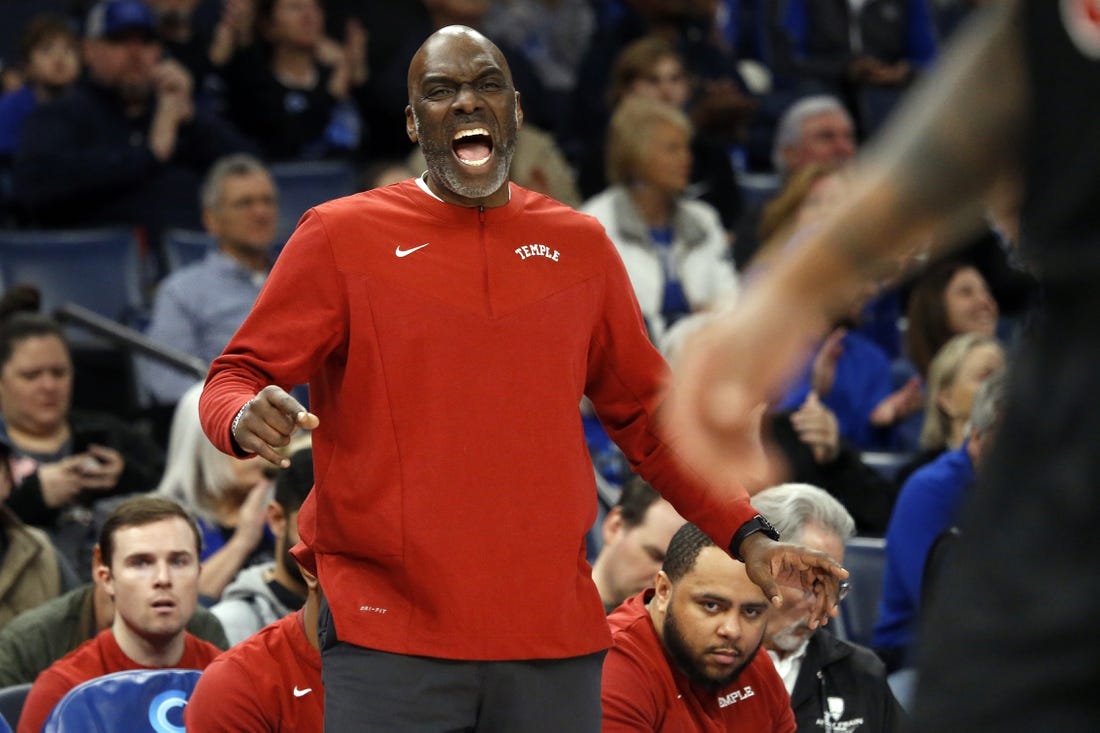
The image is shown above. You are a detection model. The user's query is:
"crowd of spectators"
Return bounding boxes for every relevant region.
[0,0,1041,730]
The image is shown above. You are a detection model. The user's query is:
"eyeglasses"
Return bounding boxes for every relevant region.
[810,578,853,604]
[223,194,278,210]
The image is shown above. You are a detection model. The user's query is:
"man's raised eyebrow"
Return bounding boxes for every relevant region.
[420,72,456,87]
[421,67,506,87]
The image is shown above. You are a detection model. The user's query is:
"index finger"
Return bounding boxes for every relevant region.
[807,574,843,629]
[258,387,319,429]
[247,439,294,470]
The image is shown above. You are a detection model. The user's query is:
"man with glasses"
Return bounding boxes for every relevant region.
[753,483,905,732]
[140,153,279,406]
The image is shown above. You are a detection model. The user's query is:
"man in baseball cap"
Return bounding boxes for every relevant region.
[84,0,157,42]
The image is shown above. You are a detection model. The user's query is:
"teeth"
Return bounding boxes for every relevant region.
[461,157,490,167]
[453,128,489,140]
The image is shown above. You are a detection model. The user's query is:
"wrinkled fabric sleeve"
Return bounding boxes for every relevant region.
[199,208,347,456]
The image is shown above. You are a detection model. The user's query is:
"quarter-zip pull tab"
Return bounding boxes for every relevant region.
[478,204,486,224]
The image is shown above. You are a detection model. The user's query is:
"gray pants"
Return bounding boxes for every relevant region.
[319,599,604,732]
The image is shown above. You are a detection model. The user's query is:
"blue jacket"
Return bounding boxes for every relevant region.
[778,330,894,450]
[0,86,36,157]
[872,444,974,653]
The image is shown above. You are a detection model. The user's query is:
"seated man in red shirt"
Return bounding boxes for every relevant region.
[602,522,796,732]
[185,540,323,731]
[18,496,222,733]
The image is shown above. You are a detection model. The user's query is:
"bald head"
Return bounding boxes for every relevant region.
[404,24,522,208]
[407,25,512,103]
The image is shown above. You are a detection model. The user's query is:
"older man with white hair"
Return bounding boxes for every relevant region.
[734,95,856,268]
[753,483,905,733]
[770,95,856,178]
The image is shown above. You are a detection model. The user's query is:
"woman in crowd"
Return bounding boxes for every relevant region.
[918,333,1005,456]
[905,258,1000,378]
[578,35,742,231]
[0,436,74,630]
[892,331,1006,487]
[582,96,738,344]
[156,382,274,603]
[0,287,163,575]
[212,0,367,160]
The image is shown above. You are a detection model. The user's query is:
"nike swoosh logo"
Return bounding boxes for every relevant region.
[293,686,313,697]
[395,242,430,257]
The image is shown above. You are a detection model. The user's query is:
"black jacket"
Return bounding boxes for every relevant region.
[4,409,165,528]
[789,629,906,732]
[769,413,899,535]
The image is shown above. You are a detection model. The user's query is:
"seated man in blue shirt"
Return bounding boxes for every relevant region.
[139,153,278,406]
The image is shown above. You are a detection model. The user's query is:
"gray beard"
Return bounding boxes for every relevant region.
[414,109,517,200]
[770,618,813,653]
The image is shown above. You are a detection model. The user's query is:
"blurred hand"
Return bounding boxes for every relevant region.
[868,61,912,86]
[810,327,847,398]
[234,478,273,552]
[322,20,368,99]
[870,374,924,426]
[690,78,757,142]
[210,0,255,65]
[38,457,90,508]
[153,59,194,115]
[663,284,829,497]
[345,18,369,86]
[847,56,880,83]
[791,391,840,464]
[75,445,125,490]
[149,59,194,160]
[224,0,255,43]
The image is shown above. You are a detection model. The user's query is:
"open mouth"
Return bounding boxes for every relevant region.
[452,128,493,167]
[151,599,176,612]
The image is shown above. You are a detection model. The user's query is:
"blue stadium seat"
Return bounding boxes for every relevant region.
[161,229,217,272]
[838,536,887,647]
[42,668,202,733]
[0,228,144,325]
[270,160,358,245]
[0,683,31,732]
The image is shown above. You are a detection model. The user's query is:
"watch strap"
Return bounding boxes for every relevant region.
[729,514,780,562]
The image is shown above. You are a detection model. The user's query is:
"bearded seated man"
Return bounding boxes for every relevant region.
[601,522,796,732]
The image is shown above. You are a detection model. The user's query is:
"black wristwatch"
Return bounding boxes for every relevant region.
[730,515,780,562]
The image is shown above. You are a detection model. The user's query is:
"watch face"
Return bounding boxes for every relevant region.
[754,514,779,540]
